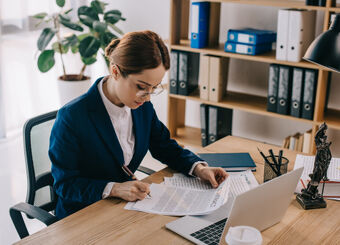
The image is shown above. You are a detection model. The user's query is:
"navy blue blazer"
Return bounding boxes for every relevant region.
[49,77,203,219]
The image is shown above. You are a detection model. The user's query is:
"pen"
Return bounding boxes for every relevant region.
[268,149,278,167]
[122,165,152,198]
[278,150,283,175]
[257,147,279,176]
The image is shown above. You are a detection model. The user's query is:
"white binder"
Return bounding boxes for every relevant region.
[209,56,229,102]
[287,10,316,62]
[199,55,210,100]
[276,9,290,61]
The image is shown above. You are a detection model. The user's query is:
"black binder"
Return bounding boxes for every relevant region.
[178,52,200,95]
[290,67,304,118]
[267,64,279,112]
[200,104,209,147]
[302,69,318,120]
[208,106,233,145]
[277,65,292,115]
[169,51,179,94]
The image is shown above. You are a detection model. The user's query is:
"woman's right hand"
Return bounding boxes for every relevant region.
[110,181,150,201]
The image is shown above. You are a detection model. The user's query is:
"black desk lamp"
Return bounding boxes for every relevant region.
[304,13,340,72]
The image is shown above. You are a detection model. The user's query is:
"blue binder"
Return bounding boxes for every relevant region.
[224,41,272,55]
[190,2,210,49]
[227,28,276,45]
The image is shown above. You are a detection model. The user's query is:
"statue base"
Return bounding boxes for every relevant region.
[296,193,327,210]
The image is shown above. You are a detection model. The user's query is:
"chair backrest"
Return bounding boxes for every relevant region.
[23,111,57,213]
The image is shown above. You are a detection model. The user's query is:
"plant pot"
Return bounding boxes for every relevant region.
[57,75,91,106]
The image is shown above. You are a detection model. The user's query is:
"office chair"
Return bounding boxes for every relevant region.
[9,110,155,239]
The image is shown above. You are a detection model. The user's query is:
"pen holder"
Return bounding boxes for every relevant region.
[263,155,289,182]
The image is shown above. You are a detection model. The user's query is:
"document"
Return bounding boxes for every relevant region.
[294,154,340,200]
[125,170,258,216]
[125,179,230,216]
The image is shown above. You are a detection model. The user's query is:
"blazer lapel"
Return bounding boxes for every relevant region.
[129,108,144,170]
[86,78,124,166]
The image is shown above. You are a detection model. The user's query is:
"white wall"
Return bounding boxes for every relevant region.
[104,0,340,156]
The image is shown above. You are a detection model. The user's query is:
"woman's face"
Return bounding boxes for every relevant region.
[113,64,166,109]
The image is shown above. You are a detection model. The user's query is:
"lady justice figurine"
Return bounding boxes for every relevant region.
[296,123,332,209]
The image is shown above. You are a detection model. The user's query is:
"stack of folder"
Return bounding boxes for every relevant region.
[170,50,200,95]
[200,104,233,147]
[224,28,276,55]
[199,55,229,102]
[267,64,323,120]
[276,9,316,62]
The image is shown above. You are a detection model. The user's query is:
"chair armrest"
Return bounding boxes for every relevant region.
[9,202,58,239]
[137,166,156,176]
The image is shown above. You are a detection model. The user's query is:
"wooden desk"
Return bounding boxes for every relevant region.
[16,136,340,245]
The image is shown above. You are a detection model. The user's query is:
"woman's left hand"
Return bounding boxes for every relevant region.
[193,164,228,188]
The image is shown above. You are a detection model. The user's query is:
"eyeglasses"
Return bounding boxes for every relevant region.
[135,83,164,98]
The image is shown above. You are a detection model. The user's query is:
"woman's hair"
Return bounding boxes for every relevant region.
[105,30,170,78]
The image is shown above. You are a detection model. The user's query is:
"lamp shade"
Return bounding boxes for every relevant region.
[304,14,340,72]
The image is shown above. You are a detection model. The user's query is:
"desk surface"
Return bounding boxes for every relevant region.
[16,136,340,245]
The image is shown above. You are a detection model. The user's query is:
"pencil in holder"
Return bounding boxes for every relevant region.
[263,155,289,182]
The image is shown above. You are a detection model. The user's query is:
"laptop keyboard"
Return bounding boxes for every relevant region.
[190,218,227,245]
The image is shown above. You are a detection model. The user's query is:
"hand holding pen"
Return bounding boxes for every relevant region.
[122,165,152,198]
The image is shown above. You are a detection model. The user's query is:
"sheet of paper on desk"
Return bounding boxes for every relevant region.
[124,170,259,215]
[294,154,340,200]
[125,179,229,216]
[163,170,258,198]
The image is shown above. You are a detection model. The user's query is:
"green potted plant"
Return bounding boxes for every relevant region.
[34,0,125,104]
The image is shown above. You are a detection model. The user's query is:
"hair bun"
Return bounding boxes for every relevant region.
[105,38,120,58]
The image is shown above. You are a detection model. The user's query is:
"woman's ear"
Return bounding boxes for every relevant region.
[111,65,120,80]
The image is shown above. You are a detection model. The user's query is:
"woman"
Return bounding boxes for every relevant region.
[49,30,228,219]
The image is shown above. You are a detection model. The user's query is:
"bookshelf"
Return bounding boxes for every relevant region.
[167,0,339,154]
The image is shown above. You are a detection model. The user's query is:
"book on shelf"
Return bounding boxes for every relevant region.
[294,154,340,199]
[302,129,312,153]
[282,129,312,153]
[197,152,256,172]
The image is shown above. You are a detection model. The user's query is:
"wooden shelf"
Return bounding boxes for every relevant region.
[173,126,202,149]
[212,0,329,10]
[323,109,340,130]
[170,41,324,70]
[169,91,315,125]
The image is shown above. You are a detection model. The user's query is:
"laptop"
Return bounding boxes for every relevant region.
[166,167,304,245]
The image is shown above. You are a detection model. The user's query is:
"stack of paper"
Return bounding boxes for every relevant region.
[124,170,258,216]
[294,154,340,200]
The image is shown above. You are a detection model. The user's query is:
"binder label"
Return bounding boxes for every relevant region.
[191,5,199,34]
[236,44,248,54]
[238,33,251,43]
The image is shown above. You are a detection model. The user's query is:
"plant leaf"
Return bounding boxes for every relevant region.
[52,42,69,53]
[78,6,99,28]
[37,28,55,51]
[91,0,104,14]
[99,31,117,48]
[64,8,73,15]
[33,12,48,19]
[104,10,125,25]
[71,45,78,53]
[77,33,91,41]
[59,18,84,31]
[79,36,100,58]
[82,55,97,65]
[37,50,55,72]
[56,0,65,7]
[93,21,107,33]
[64,34,78,47]
[108,23,124,35]
[58,14,70,22]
